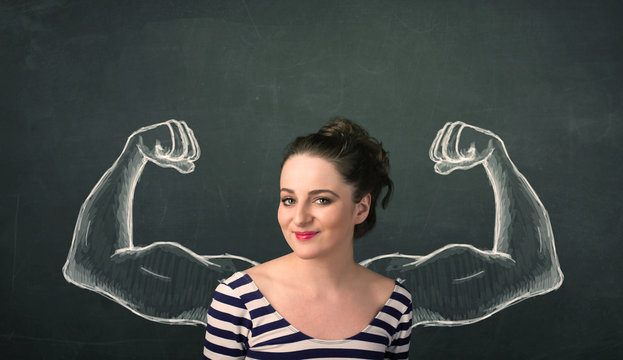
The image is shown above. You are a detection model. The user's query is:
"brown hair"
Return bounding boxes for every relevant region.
[282,117,393,239]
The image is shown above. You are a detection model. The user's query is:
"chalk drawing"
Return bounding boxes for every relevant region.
[64,120,562,327]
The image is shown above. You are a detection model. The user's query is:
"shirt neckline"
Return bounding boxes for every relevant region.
[237,271,400,343]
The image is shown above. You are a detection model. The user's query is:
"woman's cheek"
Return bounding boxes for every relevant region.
[277,206,289,230]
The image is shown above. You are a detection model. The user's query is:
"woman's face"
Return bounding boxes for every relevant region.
[278,154,370,260]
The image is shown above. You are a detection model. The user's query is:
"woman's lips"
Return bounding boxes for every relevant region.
[295,231,318,240]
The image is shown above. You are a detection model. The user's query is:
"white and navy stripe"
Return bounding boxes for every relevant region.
[203,272,412,359]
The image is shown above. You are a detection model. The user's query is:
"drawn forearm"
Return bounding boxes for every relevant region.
[484,141,563,290]
[63,138,147,282]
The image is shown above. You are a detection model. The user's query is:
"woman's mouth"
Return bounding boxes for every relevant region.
[295,231,318,240]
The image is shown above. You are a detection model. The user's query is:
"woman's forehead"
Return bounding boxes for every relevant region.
[279,154,349,191]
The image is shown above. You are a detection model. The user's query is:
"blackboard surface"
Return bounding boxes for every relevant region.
[2,0,622,358]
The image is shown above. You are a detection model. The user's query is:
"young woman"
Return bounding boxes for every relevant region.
[203,119,412,358]
[63,118,563,360]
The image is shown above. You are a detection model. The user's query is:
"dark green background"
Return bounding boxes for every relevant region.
[2,0,622,358]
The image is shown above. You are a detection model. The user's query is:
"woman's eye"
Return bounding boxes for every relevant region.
[315,198,332,205]
[281,198,295,206]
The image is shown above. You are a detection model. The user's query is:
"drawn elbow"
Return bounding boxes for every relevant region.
[529,260,564,295]
[62,253,99,289]
[62,259,75,283]
[544,253,564,290]
[550,264,564,290]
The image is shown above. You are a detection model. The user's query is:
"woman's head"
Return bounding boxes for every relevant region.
[282,118,393,239]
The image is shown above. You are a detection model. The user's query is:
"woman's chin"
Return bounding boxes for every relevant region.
[288,244,325,261]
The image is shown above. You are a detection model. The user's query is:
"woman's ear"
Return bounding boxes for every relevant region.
[354,193,372,225]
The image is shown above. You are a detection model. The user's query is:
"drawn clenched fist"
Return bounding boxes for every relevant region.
[429,121,502,175]
[131,119,201,174]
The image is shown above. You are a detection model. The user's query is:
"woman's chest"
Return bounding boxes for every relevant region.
[264,293,383,340]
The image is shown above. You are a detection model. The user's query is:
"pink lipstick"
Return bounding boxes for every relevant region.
[295,232,318,241]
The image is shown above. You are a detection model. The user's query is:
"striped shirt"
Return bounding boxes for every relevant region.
[203,272,412,359]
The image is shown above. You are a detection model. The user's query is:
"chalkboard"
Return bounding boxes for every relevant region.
[2,0,622,358]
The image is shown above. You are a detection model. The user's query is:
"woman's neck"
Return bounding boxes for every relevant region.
[283,250,361,292]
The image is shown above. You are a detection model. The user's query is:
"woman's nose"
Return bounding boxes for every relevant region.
[294,204,312,225]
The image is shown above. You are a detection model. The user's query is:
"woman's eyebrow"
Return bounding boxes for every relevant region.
[280,188,339,198]
[309,189,340,198]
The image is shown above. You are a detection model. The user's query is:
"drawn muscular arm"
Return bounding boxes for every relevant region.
[62,120,257,325]
[363,122,563,327]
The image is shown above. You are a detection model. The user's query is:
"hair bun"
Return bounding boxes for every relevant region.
[320,118,390,182]
[318,117,370,140]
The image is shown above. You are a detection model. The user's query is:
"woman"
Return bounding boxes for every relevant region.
[63,118,563,359]
[203,119,412,358]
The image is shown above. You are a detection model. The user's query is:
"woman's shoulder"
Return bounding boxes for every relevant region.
[356,268,412,322]
[243,255,281,279]
[242,255,289,293]
[359,265,412,295]
[360,266,397,294]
